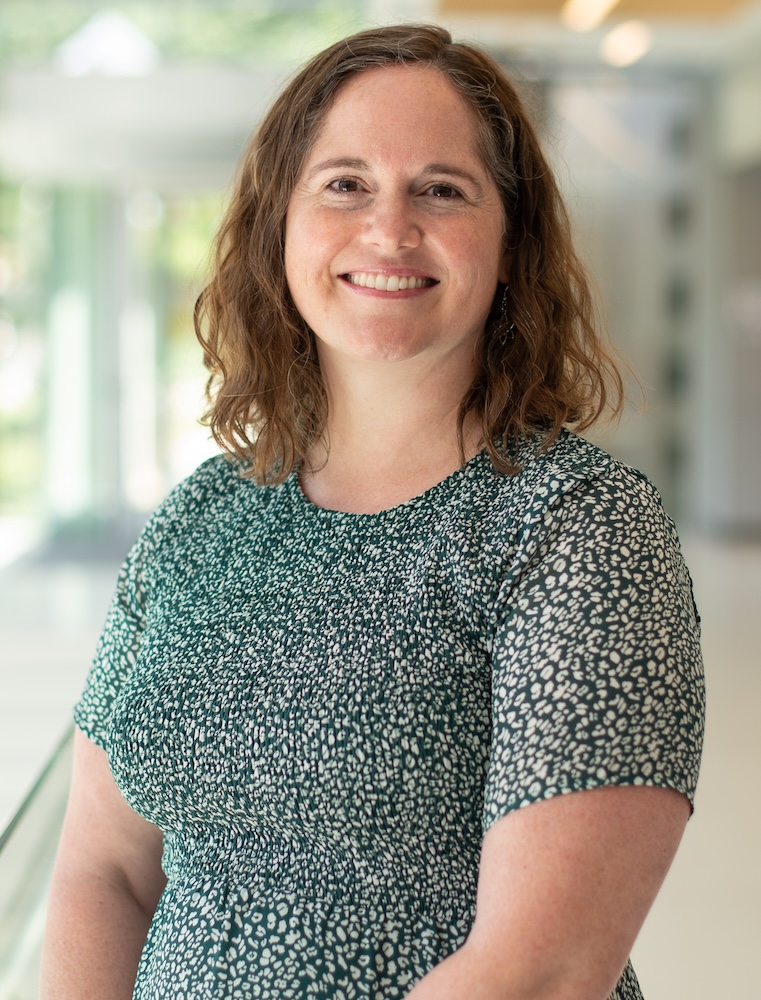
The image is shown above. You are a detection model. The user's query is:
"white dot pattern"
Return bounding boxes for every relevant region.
[74,430,705,999]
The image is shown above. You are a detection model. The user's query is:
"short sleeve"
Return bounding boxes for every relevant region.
[73,523,156,749]
[482,464,705,831]
[73,456,234,747]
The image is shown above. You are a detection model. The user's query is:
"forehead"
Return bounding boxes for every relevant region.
[305,64,487,168]
[328,63,470,110]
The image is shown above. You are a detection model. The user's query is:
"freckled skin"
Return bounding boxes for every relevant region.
[284,65,510,372]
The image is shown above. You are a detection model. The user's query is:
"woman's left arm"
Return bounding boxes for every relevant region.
[406,783,690,1000]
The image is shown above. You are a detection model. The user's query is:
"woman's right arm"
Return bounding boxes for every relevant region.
[40,728,166,1000]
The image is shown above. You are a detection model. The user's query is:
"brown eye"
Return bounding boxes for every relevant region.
[329,178,360,193]
[428,184,460,199]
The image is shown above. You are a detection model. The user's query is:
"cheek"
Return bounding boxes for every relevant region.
[285,212,340,284]
[284,201,318,279]
[446,218,504,278]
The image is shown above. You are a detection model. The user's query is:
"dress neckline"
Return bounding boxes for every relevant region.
[285,447,490,521]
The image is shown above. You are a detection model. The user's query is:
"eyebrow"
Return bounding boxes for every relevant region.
[306,157,485,192]
[306,157,369,178]
[423,163,484,191]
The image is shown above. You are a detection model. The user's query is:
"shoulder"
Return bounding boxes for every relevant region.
[155,453,246,517]
[500,434,695,618]
[123,454,283,589]
[531,432,676,545]
[477,429,669,536]
[513,429,656,512]
[464,431,685,597]
[142,453,279,537]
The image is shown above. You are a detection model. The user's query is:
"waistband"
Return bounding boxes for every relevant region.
[161,826,477,916]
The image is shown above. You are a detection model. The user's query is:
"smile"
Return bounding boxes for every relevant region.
[342,272,436,291]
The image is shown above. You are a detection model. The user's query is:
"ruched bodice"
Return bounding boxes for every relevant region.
[160,827,478,921]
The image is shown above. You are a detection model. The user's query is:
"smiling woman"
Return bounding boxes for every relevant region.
[284,64,509,434]
[194,23,624,489]
[40,22,704,1000]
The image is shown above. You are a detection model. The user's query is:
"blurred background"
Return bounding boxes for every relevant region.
[0,0,759,997]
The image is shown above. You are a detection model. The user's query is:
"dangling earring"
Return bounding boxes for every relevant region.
[496,285,516,345]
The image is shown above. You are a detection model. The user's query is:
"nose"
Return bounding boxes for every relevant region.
[361,193,422,251]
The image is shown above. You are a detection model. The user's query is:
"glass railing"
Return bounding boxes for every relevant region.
[0,727,72,1000]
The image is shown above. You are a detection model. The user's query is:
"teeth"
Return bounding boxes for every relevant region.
[346,272,431,290]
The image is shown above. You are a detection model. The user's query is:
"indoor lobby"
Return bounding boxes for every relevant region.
[1,2,759,997]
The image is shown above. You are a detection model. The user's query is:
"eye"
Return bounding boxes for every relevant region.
[328,177,361,193]
[426,183,461,199]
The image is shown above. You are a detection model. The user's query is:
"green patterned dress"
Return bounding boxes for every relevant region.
[74,430,705,999]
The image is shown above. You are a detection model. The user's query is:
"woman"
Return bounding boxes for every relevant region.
[41,23,705,1000]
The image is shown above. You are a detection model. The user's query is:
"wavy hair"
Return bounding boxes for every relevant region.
[194,23,624,482]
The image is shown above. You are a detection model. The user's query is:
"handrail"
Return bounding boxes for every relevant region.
[0,726,73,999]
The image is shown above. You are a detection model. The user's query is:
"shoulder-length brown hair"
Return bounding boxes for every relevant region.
[195,23,623,482]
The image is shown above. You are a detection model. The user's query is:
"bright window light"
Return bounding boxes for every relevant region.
[47,288,91,517]
[53,10,160,77]
[561,0,622,33]
[600,20,653,67]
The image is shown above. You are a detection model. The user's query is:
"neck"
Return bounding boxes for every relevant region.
[302,353,483,513]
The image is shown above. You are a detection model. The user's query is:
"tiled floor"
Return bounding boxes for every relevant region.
[0,534,759,998]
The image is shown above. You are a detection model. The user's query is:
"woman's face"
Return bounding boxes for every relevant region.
[284,64,509,374]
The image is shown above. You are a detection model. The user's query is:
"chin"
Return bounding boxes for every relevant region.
[320,327,436,365]
[351,339,434,365]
